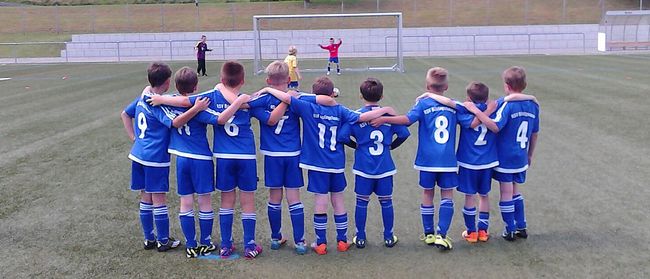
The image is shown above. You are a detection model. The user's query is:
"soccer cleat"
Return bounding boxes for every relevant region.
[311,242,327,255]
[384,235,399,248]
[337,240,351,252]
[143,239,157,250]
[244,244,263,259]
[270,237,287,250]
[434,235,453,250]
[478,230,490,242]
[156,237,181,252]
[219,245,236,259]
[199,243,217,256]
[515,229,528,239]
[337,72,341,75]
[352,235,366,249]
[326,71,331,76]
[186,247,201,258]
[419,233,437,245]
[462,231,478,243]
[294,242,308,255]
[501,230,516,242]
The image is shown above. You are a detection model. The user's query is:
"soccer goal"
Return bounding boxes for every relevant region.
[252,12,404,75]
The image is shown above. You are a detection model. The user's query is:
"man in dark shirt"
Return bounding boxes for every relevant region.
[196,35,212,76]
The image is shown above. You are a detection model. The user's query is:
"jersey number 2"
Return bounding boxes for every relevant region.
[473,124,488,146]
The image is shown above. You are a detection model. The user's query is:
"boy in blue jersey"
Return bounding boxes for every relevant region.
[248,61,333,255]
[464,66,539,241]
[258,77,395,255]
[148,61,267,259]
[339,78,410,249]
[371,67,459,251]
[163,67,221,258]
[120,62,210,252]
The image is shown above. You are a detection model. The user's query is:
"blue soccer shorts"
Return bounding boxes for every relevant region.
[288,81,299,89]
[130,161,169,193]
[307,170,346,194]
[329,57,339,64]
[354,175,393,197]
[458,167,492,196]
[493,170,527,184]
[176,156,215,196]
[419,171,458,190]
[264,155,304,189]
[216,158,257,192]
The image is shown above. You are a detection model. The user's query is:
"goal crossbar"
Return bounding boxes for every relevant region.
[252,12,404,75]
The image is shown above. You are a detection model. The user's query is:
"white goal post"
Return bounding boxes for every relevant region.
[252,12,404,75]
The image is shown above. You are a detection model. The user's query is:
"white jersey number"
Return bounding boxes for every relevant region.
[473,124,488,146]
[434,115,449,144]
[177,124,191,136]
[317,123,337,151]
[224,117,239,137]
[137,112,147,139]
[274,116,289,135]
[516,121,529,149]
[369,130,384,156]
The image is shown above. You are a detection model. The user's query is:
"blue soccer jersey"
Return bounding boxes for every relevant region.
[493,98,540,173]
[128,93,175,167]
[249,92,316,157]
[344,105,410,178]
[190,89,261,159]
[406,97,458,172]
[124,96,139,118]
[165,102,218,161]
[456,103,499,170]
[289,96,360,173]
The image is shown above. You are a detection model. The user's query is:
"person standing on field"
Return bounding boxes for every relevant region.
[196,35,212,77]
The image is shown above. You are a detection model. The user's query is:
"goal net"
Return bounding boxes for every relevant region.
[252,12,404,75]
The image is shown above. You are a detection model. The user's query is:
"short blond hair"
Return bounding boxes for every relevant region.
[426,67,448,92]
[265,60,290,86]
[288,45,297,55]
[503,66,527,92]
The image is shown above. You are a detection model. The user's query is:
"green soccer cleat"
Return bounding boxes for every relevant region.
[434,234,453,251]
[420,233,437,245]
[384,235,398,248]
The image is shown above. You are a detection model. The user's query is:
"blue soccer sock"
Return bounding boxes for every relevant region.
[513,194,527,230]
[314,213,328,245]
[288,202,305,244]
[379,196,394,240]
[499,201,516,233]
[420,204,435,234]
[242,212,257,249]
[267,202,282,240]
[437,199,454,237]
[478,211,490,231]
[153,205,170,243]
[198,210,214,246]
[354,195,370,240]
[139,202,155,241]
[219,208,234,248]
[463,206,477,233]
[179,210,197,248]
[334,213,348,242]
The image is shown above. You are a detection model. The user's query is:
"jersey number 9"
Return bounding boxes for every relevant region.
[137,112,147,139]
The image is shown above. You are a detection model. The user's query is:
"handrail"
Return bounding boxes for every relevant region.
[384,32,587,56]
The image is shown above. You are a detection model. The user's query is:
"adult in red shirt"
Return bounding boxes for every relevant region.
[318,38,342,75]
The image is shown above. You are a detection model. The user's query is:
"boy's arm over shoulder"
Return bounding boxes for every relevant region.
[266,102,288,126]
[505,93,539,106]
[147,94,193,107]
[217,94,250,125]
[390,124,410,150]
[171,97,211,128]
[464,101,499,133]
[357,106,397,123]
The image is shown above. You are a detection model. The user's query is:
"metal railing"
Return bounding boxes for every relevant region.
[384,33,587,56]
[0,38,279,63]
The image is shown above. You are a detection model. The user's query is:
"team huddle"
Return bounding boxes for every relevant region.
[121,54,540,259]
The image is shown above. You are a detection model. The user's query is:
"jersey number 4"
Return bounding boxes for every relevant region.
[516,121,529,149]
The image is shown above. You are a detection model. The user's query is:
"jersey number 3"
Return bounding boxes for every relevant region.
[369,130,384,155]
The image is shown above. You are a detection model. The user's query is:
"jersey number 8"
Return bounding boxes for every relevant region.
[434,116,449,144]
